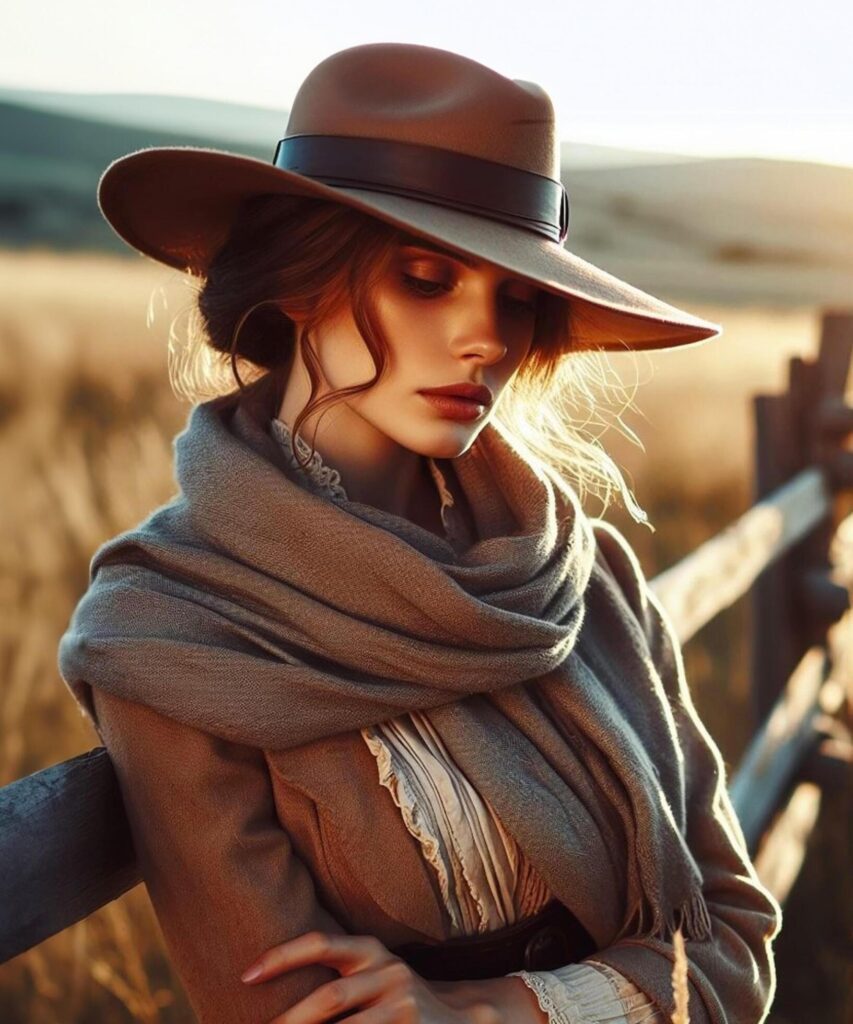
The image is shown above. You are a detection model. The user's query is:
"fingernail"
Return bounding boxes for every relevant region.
[241,964,264,983]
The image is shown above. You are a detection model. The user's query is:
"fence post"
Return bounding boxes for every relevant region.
[751,311,853,728]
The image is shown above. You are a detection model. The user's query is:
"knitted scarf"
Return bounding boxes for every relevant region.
[57,370,712,952]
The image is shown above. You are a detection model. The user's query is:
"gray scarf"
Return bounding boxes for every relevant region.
[58,370,712,952]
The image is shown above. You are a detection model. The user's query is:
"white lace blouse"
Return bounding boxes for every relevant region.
[269,416,667,1024]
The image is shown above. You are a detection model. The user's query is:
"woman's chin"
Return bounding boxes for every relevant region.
[414,428,482,461]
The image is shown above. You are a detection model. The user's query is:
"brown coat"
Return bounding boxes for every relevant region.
[91,686,462,1024]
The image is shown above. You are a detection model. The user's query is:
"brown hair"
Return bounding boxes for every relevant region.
[168,193,652,526]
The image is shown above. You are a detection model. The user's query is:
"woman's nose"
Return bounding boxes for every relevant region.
[454,334,508,366]
[447,288,510,365]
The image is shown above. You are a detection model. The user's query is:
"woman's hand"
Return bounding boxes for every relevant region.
[240,930,502,1023]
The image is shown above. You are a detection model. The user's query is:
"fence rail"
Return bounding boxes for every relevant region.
[2,310,852,966]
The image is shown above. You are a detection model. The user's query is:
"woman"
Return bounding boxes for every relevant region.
[58,42,782,1024]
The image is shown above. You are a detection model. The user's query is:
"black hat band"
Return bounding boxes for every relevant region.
[273,134,569,244]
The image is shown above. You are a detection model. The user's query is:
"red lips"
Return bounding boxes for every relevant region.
[418,382,493,406]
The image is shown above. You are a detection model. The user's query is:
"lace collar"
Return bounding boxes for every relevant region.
[269,416,348,500]
[268,416,472,549]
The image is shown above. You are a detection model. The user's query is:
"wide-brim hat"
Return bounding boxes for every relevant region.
[97,42,722,354]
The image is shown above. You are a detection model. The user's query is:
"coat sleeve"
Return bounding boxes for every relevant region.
[89,686,353,1024]
[587,521,784,1024]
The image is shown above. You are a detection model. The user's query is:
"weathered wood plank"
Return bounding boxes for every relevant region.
[751,385,807,725]
[728,647,843,853]
[0,746,140,962]
[649,468,832,644]
[815,311,853,400]
[751,781,823,906]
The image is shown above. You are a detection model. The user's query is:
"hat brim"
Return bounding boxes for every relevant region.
[97,145,721,353]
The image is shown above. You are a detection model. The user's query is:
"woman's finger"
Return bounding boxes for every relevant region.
[241,931,395,983]
[268,959,410,1024]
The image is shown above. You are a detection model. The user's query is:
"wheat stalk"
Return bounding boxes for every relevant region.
[670,926,690,1024]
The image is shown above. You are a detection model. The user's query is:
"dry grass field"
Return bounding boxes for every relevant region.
[0,248,847,1022]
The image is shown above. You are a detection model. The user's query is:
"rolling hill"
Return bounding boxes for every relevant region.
[1,87,851,307]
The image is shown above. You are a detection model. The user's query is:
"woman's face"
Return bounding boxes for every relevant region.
[292,234,539,461]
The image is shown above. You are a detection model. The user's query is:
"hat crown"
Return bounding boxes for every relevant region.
[94,41,721,351]
[284,43,560,180]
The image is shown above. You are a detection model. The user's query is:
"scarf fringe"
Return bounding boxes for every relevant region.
[654,887,714,944]
[615,886,713,945]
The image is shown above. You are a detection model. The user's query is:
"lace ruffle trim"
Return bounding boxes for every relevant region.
[361,723,467,934]
[270,417,349,501]
[508,959,666,1024]
[270,417,462,521]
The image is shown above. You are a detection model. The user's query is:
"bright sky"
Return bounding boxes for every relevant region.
[4,0,853,166]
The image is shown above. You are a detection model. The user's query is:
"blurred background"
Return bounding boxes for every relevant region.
[1,1,851,1021]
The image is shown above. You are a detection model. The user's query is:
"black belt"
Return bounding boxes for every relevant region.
[390,898,597,981]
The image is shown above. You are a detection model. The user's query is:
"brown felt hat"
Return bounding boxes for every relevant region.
[97,41,722,353]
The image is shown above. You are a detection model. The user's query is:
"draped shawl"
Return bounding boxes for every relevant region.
[59,370,735,989]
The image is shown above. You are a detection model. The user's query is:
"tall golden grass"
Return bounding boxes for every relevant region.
[0,249,826,1021]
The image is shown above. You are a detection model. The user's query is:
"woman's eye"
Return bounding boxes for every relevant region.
[402,271,537,314]
[402,272,450,297]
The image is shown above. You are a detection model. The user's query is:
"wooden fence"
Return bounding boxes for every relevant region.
[1,311,851,965]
